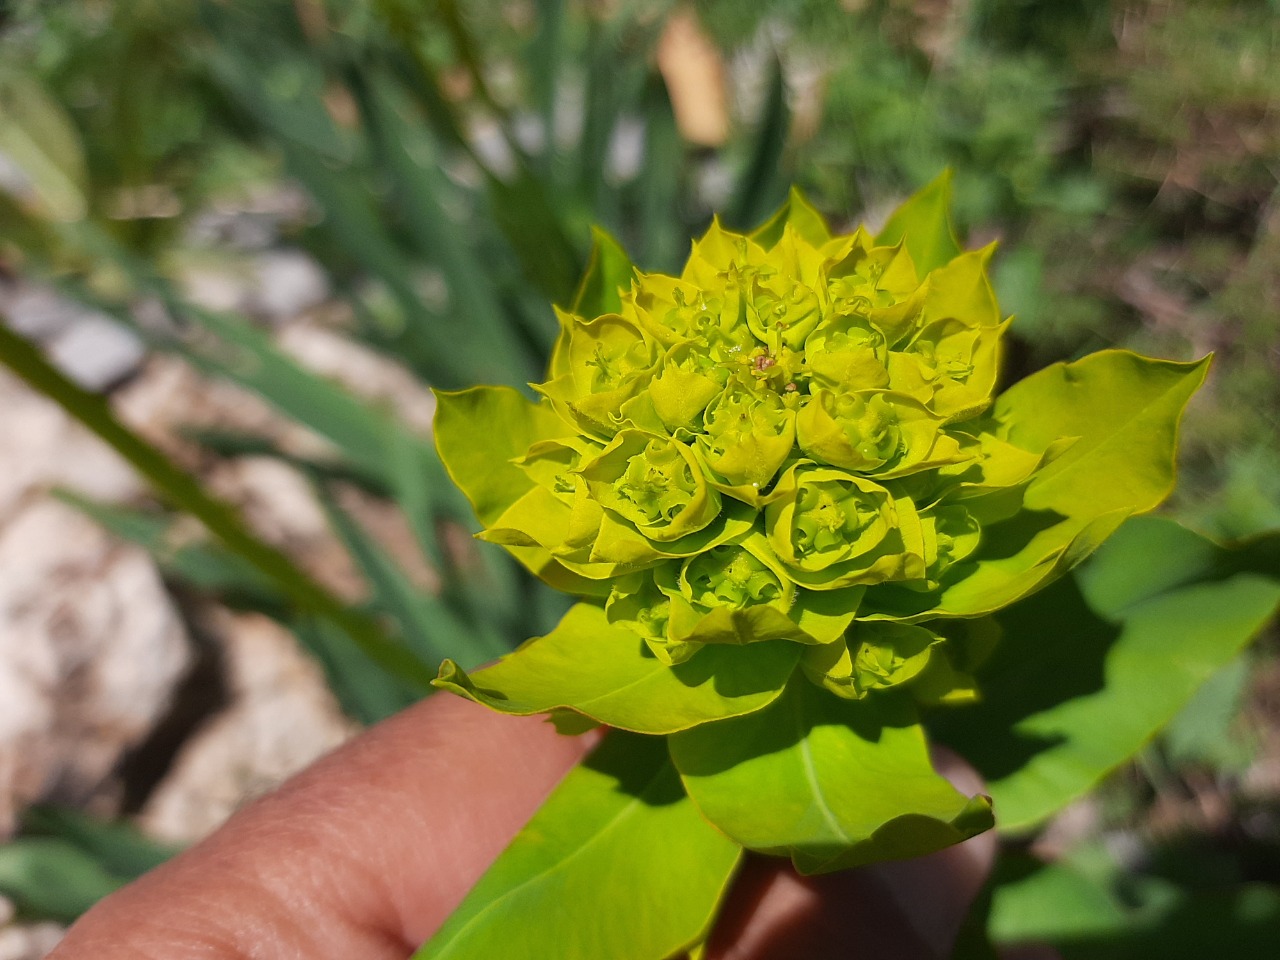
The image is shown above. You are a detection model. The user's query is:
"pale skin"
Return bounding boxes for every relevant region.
[50,694,1007,960]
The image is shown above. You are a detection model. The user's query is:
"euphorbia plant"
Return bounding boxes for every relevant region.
[419,173,1213,958]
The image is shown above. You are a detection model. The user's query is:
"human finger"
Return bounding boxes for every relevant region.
[49,695,595,960]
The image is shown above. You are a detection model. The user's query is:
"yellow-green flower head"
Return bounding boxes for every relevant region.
[435,176,1208,712]
[428,177,1208,881]
[469,186,1019,699]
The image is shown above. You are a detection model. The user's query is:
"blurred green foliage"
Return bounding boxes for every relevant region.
[0,0,1277,952]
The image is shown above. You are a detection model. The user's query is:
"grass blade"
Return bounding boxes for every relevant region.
[725,54,790,231]
[0,318,435,691]
[314,478,508,669]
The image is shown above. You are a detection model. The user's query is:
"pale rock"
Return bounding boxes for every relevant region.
[140,609,355,844]
[249,250,329,323]
[177,258,253,314]
[0,370,140,525]
[111,355,336,467]
[276,325,436,435]
[0,282,145,390]
[0,284,78,340]
[0,922,63,960]
[42,315,146,392]
[177,248,328,324]
[0,499,191,835]
[203,456,363,602]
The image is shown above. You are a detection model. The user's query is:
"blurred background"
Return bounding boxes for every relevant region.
[0,0,1277,956]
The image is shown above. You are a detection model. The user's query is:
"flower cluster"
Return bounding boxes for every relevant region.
[470,193,1056,702]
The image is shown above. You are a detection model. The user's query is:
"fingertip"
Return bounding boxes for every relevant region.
[49,694,597,960]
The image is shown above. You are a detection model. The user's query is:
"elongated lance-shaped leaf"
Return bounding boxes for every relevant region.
[725,54,790,231]
[931,516,1280,831]
[181,305,442,489]
[432,0,524,138]
[637,73,685,273]
[204,49,453,380]
[571,225,634,318]
[62,488,417,722]
[670,682,993,874]
[485,167,586,308]
[199,12,352,162]
[60,266,473,571]
[0,319,435,692]
[374,0,581,306]
[293,616,421,724]
[527,0,567,177]
[414,732,742,960]
[988,851,1280,957]
[435,603,801,734]
[281,144,467,381]
[21,807,179,882]
[577,16,639,215]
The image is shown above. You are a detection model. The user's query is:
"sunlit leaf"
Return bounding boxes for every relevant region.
[414,732,741,960]
[670,682,993,873]
[435,603,800,734]
[864,352,1210,621]
[932,517,1280,830]
[874,170,962,275]
[571,226,633,319]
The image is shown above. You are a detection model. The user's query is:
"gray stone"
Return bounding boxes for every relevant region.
[140,608,354,845]
[0,283,78,340]
[248,249,329,322]
[0,499,191,835]
[0,922,63,960]
[0,282,146,390]
[42,315,146,392]
[0,370,141,524]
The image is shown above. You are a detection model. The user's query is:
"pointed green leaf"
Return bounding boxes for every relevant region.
[989,853,1280,957]
[414,732,742,960]
[571,226,634,318]
[725,55,789,230]
[171,306,434,497]
[749,186,833,249]
[487,167,585,307]
[435,603,801,734]
[637,75,684,273]
[670,683,993,874]
[932,517,1280,831]
[863,351,1209,621]
[435,386,568,526]
[294,617,420,725]
[356,73,536,385]
[1007,351,1211,519]
[874,170,962,275]
[988,854,1129,945]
